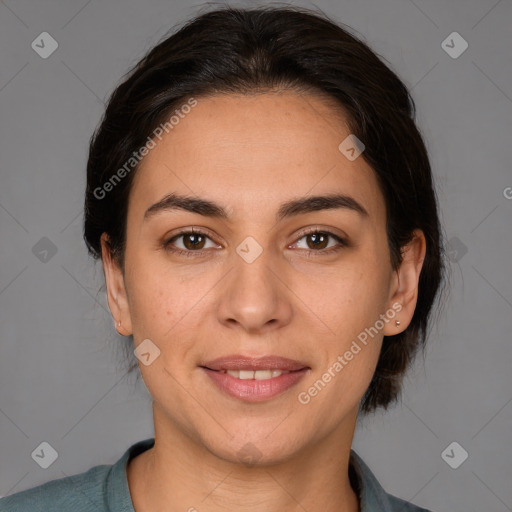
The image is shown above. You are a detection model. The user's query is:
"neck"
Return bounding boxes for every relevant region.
[127,404,360,512]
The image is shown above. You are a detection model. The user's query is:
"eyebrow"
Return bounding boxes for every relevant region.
[143,192,369,222]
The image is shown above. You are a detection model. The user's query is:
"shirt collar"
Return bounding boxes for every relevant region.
[106,438,154,511]
[350,448,399,511]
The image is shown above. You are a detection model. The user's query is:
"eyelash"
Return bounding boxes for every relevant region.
[163,227,348,259]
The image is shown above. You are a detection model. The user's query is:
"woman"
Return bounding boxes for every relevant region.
[0,4,445,511]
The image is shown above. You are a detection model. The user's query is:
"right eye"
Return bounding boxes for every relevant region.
[163,228,221,257]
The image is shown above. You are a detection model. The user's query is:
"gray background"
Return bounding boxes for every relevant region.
[0,0,511,510]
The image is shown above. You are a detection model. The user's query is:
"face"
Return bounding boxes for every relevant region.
[102,90,425,465]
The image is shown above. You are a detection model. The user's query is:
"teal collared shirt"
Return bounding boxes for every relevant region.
[0,438,433,511]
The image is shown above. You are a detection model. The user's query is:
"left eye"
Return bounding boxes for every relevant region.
[291,230,346,252]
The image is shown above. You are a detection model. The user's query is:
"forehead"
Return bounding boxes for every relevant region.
[129,91,386,224]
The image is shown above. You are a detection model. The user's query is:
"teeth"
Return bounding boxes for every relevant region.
[223,369,291,379]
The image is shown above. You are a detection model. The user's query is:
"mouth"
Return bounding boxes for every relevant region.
[199,355,310,402]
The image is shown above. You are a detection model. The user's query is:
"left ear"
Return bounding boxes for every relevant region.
[383,229,426,336]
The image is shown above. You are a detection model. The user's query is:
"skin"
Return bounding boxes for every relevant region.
[100,90,426,512]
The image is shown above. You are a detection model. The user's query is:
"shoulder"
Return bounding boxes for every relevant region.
[0,438,155,512]
[0,464,112,512]
[349,449,435,512]
[385,493,434,512]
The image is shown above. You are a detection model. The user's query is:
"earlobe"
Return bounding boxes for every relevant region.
[383,229,426,336]
[100,233,133,336]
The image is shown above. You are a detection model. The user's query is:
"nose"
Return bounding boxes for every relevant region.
[216,245,293,335]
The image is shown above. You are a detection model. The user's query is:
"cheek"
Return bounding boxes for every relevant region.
[329,344,382,411]
[125,255,213,364]
[301,257,388,341]
[123,250,177,336]
[311,283,385,408]
[300,253,388,397]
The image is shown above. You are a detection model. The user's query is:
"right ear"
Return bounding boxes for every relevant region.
[100,233,133,336]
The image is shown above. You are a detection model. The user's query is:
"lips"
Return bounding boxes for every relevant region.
[201,366,309,402]
[201,354,309,372]
[199,355,310,402]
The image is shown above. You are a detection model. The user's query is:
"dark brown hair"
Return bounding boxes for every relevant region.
[83,4,447,414]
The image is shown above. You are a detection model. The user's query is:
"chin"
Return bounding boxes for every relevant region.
[199,428,307,468]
